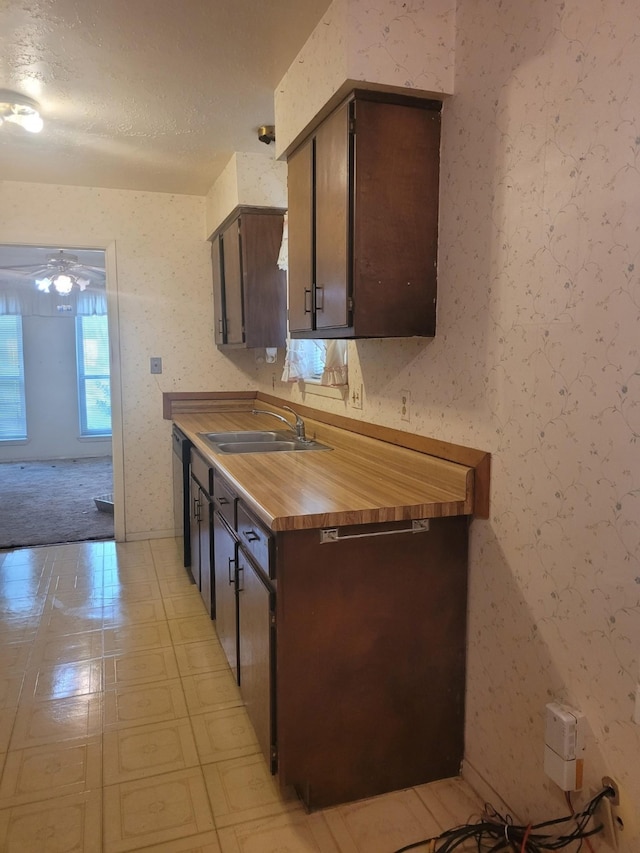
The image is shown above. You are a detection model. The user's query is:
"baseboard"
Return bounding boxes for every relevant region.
[124,528,176,542]
[461,760,521,822]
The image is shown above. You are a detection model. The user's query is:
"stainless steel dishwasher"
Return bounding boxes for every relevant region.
[172,425,192,570]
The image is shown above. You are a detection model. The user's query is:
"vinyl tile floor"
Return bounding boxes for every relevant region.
[0,537,484,852]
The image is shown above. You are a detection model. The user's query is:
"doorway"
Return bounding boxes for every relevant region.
[0,244,119,548]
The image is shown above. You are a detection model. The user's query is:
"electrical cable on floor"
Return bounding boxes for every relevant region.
[564,791,596,853]
[391,784,614,853]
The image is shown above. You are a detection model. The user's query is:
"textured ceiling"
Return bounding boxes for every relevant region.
[0,0,331,195]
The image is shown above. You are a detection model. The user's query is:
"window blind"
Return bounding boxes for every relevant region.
[76,315,112,436]
[0,315,27,440]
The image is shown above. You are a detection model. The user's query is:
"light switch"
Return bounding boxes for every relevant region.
[150,357,162,374]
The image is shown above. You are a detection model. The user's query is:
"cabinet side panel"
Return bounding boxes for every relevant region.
[241,214,287,349]
[353,100,440,337]
[276,515,468,809]
[222,220,244,344]
[315,102,350,330]
[287,140,314,333]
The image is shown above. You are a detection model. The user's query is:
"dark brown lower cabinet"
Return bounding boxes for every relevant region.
[213,511,238,681]
[188,476,201,590]
[189,450,213,616]
[209,480,470,811]
[275,515,469,810]
[237,553,276,772]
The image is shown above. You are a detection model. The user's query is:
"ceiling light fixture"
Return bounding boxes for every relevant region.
[36,273,89,295]
[0,89,44,133]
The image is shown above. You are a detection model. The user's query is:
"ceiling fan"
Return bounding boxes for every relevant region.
[0,250,106,294]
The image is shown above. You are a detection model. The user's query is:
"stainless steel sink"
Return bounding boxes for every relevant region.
[197,430,331,454]
[200,430,282,443]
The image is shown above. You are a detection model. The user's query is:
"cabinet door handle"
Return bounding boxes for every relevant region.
[227,556,236,584]
[218,496,229,505]
[193,497,200,522]
[244,530,260,542]
[315,286,324,311]
[304,288,312,314]
[236,565,244,592]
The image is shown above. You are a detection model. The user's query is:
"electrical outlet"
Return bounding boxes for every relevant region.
[350,384,363,409]
[401,390,411,422]
[150,356,162,374]
[596,776,636,850]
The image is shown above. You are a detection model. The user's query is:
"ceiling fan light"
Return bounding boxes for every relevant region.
[15,111,43,133]
[0,91,44,133]
[51,274,74,295]
[36,277,52,293]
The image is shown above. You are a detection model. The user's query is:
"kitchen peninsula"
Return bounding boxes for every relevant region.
[164,391,490,809]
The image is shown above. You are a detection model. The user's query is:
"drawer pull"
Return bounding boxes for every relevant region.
[320,519,430,543]
[244,530,260,542]
[218,496,229,505]
[228,556,236,585]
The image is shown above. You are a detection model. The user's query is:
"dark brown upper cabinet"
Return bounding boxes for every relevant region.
[210,206,287,349]
[287,90,442,339]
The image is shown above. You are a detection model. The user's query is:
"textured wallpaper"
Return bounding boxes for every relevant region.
[0,181,265,539]
[0,0,638,840]
[261,0,640,843]
[205,152,287,237]
[275,0,455,155]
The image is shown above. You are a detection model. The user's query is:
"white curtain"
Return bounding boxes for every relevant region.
[278,214,348,386]
[281,338,324,382]
[320,339,347,385]
[0,281,107,316]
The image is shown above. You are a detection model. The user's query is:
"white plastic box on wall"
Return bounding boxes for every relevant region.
[543,702,586,791]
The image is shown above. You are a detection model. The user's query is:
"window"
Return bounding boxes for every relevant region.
[76,315,111,436]
[0,315,27,440]
[281,339,348,386]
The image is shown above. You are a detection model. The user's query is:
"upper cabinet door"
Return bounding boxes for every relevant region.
[241,213,287,349]
[211,237,225,345]
[285,90,441,340]
[221,219,244,345]
[287,139,314,333]
[314,101,350,330]
[209,207,287,349]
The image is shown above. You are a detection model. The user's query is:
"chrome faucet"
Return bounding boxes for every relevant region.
[251,406,307,441]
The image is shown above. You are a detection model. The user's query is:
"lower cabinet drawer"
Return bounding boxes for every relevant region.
[214,473,237,527]
[237,503,272,577]
[191,449,213,494]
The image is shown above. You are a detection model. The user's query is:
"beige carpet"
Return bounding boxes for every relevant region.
[0,457,114,549]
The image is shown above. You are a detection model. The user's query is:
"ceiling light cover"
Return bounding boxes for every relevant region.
[0,90,44,133]
[37,274,89,294]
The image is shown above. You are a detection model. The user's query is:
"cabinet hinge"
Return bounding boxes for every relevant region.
[347,297,354,312]
[349,117,356,134]
[270,611,276,627]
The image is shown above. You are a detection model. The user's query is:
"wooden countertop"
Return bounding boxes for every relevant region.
[169,394,489,532]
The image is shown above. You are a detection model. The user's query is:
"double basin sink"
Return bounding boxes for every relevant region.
[198,430,332,455]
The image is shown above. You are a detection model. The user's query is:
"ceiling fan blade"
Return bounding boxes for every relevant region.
[0,264,53,272]
[73,265,106,273]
